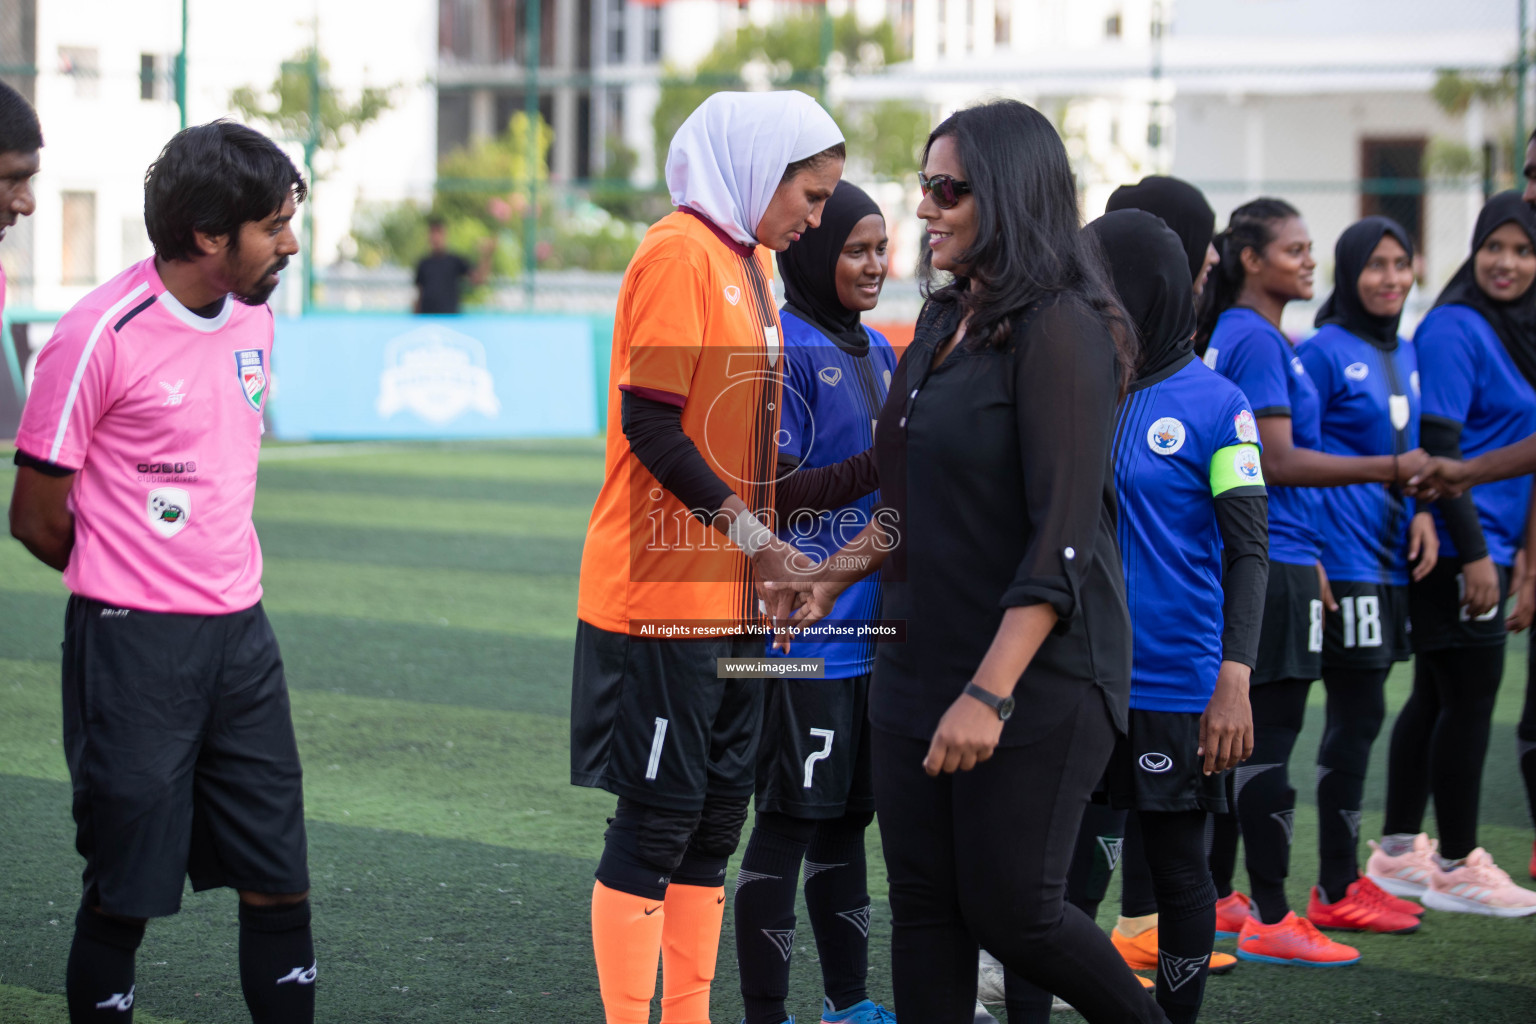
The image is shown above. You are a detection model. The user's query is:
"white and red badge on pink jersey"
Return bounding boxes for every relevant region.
[15,257,274,615]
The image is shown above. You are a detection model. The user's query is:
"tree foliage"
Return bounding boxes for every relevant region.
[350,112,646,286]
[652,12,907,179]
[230,47,394,174]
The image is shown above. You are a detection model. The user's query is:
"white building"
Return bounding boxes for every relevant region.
[834,0,1521,326]
[1,0,437,316]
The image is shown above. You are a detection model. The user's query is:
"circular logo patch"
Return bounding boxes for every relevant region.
[1147,417,1186,456]
[1234,447,1262,482]
[1345,361,1370,381]
[1139,752,1174,774]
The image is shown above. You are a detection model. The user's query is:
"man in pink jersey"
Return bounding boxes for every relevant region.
[0,81,41,436]
[8,121,310,1024]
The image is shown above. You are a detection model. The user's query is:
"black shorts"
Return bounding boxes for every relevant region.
[1104,708,1228,814]
[1322,580,1410,670]
[754,673,875,819]
[62,596,308,919]
[1409,559,1512,653]
[1253,561,1323,686]
[570,620,763,812]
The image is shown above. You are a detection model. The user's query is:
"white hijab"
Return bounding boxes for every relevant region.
[665,91,845,248]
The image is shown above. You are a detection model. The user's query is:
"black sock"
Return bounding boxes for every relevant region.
[1317,669,1388,903]
[1121,813,1158,919]
[1141,811,1218,1024]
[734,822,811,1024]
[1068,801,1126,921]
[804,817,872,1013]
[67,907,145,1022]
[1519,663,1536,833]
[1205,808,1239,899]
[238,899,316,1024]
[1238,678,1310,923]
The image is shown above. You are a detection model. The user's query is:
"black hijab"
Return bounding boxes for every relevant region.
[1314,216,1414,349]
[1105,175,1217,283]
[1434,190,1536,390]
[1087,209,1197,381]
[778,179,884,354]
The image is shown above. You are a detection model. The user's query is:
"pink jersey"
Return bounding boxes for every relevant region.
[15,257,272,615]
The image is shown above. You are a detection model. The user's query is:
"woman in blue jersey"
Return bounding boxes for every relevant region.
[1293,217,1437,932]
[1372,192,1536,916]
[1196,200,1429,965]
[1089,209,1270,1023]
[734,180,899,1024]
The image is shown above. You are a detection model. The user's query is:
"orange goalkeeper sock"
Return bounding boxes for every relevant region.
[659,883,726,1024]
[592,880,665,1024]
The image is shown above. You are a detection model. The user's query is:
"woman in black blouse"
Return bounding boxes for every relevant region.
[777,99,1164,1023]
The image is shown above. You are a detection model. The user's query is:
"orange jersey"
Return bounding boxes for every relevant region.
[578,209,783,635]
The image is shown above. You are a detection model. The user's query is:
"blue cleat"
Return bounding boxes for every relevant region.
[821,997,897,1023]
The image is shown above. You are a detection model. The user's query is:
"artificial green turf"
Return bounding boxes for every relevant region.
[2,444,1535,1023]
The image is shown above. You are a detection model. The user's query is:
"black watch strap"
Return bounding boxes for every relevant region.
[963,682,1015,721]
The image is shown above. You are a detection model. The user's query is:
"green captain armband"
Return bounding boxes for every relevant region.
[1211,443,1266,496]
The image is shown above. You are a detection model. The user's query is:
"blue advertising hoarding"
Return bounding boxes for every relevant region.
[267,314,600,439]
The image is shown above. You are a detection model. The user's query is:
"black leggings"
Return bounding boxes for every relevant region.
[1005,810,1215,1024]
[1383,645,1506,859]
[871,696,1165,1024]
[1228,670,1389,918]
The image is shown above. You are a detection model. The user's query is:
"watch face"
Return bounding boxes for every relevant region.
[998,696,1016,721]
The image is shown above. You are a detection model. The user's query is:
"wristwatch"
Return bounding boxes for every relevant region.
[962,682,1015,721]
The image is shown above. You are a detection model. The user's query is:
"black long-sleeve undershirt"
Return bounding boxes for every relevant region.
[1215,493,1270,669]
[1421,415,1490,564]
[621,391,883,526]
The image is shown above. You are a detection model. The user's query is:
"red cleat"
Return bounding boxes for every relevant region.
[1306,880,1421,934]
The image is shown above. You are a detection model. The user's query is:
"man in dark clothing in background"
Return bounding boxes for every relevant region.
[413,216,494,313]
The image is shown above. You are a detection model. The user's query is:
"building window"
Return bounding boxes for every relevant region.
[61,191,96,286]
[139,54,164,101]
[1361,137,1427,254]
[643,5,661,63]
[607,0,626,63]
[994,0,1011,45]
[59,46,99,98]
[1105,13,1122,39]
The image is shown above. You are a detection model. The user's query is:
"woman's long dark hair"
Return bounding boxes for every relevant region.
[1193,197,1301,353]
[919,100,1135,387]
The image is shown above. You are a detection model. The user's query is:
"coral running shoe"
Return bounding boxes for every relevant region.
[1422,848,1536,918]
[1355,874,1423,917]
[1306,881,1421,933]
[1110,926,1236,974]
[1234,913,1361,967]
[1214,891,1251,938]
[1367,833,1438,900]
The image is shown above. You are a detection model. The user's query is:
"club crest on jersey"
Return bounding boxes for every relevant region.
[147,487,190,539]
[723,285,741,306]
[1233,409,1258,444]
[1234,447,1261,482]
[235,349,267,411]
[1138,752,1173,773]
[1290,357,1307,376]
[1389,393,1410,431]
[819,366,842,386]
[1410,370,1421,397]
[1147,417,1186,456]
[1345,361,1370,381]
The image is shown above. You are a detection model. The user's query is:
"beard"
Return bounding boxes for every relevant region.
[233,255,289,307]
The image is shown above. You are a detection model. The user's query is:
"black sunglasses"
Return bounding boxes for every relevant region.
[919,172,972,210]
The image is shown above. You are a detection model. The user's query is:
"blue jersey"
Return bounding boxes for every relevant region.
[765,308,897,677]
[1415,304,1536,566]
[1204,307,1324,566]
[1115,357,1266,712]
[1296,326,1420,586]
